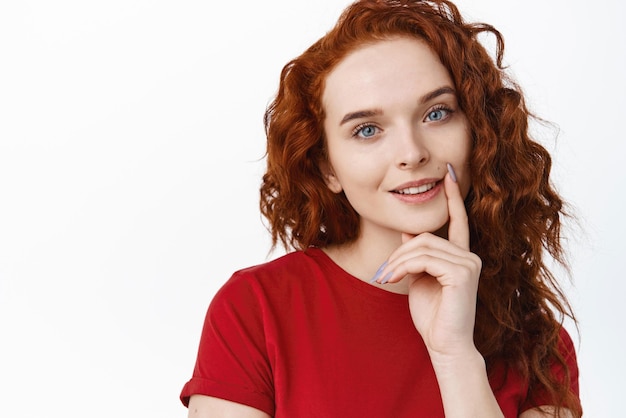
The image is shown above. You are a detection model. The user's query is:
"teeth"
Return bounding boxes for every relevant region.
[396,182,436,195]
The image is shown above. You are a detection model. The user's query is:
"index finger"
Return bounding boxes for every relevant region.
[445,163,470,250]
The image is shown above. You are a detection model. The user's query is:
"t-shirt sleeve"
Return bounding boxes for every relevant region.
[180,272,275,415]
[521,327,581,412]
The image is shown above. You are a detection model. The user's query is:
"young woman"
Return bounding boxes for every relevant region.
[181,1,582,417]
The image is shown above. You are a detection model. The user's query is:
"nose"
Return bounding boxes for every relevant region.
[395,126,429,169]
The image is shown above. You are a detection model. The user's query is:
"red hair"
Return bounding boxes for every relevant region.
[260,1,580,415]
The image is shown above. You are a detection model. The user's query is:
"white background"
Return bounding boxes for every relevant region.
[1,1,624,416]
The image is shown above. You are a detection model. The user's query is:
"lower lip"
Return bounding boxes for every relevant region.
[390,181,443,204]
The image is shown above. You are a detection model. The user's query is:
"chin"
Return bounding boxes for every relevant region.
[403,218,449,238]
[431,222,449,238]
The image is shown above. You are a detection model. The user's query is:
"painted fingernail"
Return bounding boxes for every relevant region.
[381,272,393,284]
[446,163,458,183]
[370,261,387,283]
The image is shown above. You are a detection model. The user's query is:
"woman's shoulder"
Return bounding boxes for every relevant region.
[218,248,328,295]
[205,248,335,322]
[233,247,326,278]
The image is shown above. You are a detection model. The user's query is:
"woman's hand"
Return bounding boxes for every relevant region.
[373,167,481,358]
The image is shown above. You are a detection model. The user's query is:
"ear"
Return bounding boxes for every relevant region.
[320,161,343,194]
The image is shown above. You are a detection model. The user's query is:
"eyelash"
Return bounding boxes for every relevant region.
[349,104,456,138]
[351,123,380,139]
[425,104,455,122]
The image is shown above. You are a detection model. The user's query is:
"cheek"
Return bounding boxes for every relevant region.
[457,151,472,198]
[459,169,472,199]
[448,136,472,197]
[330,151,382,185]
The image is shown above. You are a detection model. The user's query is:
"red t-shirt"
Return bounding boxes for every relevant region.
[181,248,580,417]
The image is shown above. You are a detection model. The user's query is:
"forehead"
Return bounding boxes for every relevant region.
[322,37,453,118]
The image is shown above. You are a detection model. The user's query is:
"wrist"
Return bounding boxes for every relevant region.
[427,344,483,371]
[427,349,504,418]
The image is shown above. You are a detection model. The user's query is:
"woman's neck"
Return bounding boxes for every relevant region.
[322,224,410,294]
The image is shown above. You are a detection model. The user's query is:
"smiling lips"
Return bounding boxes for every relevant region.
[394,182,437,195]
[390,179,443,203]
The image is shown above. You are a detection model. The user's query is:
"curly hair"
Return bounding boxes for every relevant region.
[260,0,580,416]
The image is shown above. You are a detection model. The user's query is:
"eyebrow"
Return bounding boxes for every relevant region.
[338,85,457,126]
[339,109,383,126]
[421,86,456,104]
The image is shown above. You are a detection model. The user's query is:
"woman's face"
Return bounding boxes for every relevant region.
[321,37,472,239]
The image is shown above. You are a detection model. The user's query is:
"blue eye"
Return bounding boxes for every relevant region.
[426,108,448,121]
[353,124,378,139]
[360,125,376,137]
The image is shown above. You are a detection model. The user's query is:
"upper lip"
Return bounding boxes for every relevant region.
[390,178,442,193]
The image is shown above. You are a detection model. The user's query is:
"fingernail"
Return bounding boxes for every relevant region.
[370,261,387,283]
[381,272,393,284]
[446,163,458,183]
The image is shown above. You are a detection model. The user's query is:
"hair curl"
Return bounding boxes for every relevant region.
[260,1,580,415]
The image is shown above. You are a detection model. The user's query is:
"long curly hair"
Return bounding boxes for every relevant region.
[260,0,580,416]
